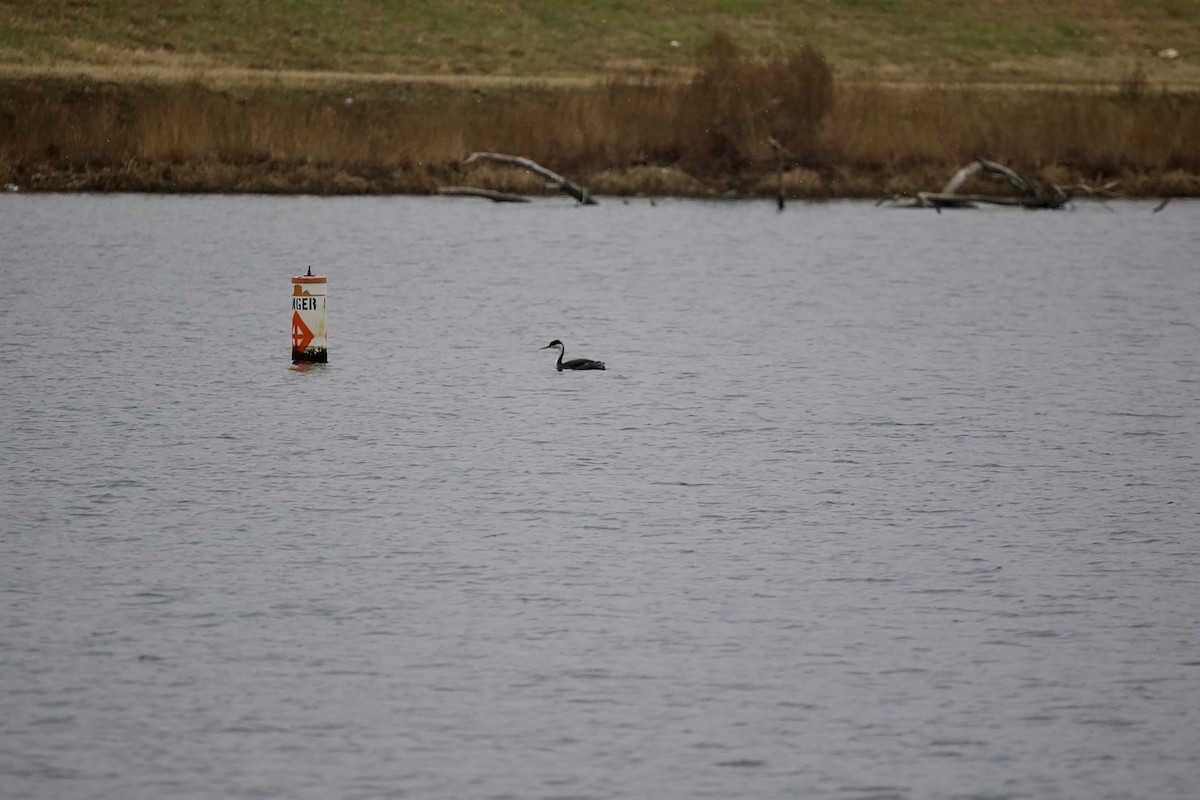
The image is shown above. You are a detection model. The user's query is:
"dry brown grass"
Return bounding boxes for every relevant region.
[2,37,1198,197]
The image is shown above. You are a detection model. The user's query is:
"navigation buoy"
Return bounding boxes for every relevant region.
[291,268,328,363]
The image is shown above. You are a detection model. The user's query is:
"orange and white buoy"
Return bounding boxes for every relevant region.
[291,268,328,363]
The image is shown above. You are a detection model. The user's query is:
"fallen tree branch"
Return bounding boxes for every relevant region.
[464,152,597,205]
[943,158,1037,196]
[1061,180,1120,199]
[918,191,1066,209]
[436,186,530,203]
[884,158,1103,211]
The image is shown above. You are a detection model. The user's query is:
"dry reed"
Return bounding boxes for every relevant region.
[2,39,1198,197]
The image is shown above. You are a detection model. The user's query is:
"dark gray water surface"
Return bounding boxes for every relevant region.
[2,194,1198,800]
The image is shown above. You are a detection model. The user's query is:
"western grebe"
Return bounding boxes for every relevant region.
[540,339,606,371]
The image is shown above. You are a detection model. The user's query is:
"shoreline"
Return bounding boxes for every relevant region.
[8,164,1193,201]
[5,164,1193,201]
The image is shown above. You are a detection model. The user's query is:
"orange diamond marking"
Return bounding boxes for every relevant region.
[292,311,315,352]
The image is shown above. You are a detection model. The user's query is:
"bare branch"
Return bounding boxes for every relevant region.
[976,158,1036,195]
[464,152,597,205]
[941,161,983,194]
[886,158,1108,210]
[436,186,530,203]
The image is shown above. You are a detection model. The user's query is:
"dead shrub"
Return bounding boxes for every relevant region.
[675,33,834,173]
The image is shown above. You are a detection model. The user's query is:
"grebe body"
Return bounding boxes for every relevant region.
[541,339,606,371]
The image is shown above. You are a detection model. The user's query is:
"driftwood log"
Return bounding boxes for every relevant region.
[882,159,1119,211]
[436,186,530,203]
[463,152,597,205]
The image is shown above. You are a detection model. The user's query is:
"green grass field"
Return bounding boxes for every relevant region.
[2,0,1199,87]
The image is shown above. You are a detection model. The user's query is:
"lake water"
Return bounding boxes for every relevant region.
[1,194,1198,800]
